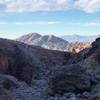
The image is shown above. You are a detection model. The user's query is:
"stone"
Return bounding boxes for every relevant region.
[48,64,91,95]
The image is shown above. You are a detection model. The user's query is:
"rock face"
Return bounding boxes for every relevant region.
[67,37,100,72]
[0,38,37,84]
[67,42,91,53]
[16,33,69,51]
[48,64,91,95]
[0,38,70,84]
[0,52,8,73]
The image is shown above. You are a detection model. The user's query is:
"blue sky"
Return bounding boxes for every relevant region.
[0,0,100,39]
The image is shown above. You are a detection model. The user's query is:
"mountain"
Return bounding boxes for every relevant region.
[61,34,98,42]
[0,37,100,99]
[16,33,92,52]
[16,33,69,51]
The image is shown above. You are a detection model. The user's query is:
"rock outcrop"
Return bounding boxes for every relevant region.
[47,64,91,95]
[68,42,91,53]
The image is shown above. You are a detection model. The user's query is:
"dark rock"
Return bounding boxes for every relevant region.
[0,87,11,100]
[82,92,90,99]
[47,64,91,95]
[0,74,20,100]
[91,72,100,84]
[91,84,100,94]
[0,38,70,84]
[0,52,8,73]
[0,74,19,90]
[89,94,100,100]
[96,50,100,64]
[64,92,76,98]
[92,37,100,48]
[67,47,90,64]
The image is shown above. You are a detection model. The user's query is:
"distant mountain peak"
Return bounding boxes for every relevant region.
[26,32,41,37]
[61,34,98,42]
[16,32,41,44]
[16,32,69,51]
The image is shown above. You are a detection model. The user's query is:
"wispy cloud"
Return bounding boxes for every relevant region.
[70,22,100,27]
[0,22,9,24]
[1,21,100,27]
[0,0,99,13]
[84,22,100,27]
[0,21,60,25]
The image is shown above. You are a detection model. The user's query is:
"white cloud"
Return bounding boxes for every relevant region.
[0,0,100,13]
[74,0,100,13]
[0,0,70,12]
[15,21,60,25]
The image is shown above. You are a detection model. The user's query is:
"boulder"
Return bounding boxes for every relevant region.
[0,87,11,100]
[48,64,91,95]
[89,94,100,100]
[0,74,19,90]
[0,74,20,100]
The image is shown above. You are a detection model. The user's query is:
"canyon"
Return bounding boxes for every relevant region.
[0,36,100,99]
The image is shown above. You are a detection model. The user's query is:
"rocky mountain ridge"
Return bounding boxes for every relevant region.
[16,33,69,51]
[16,33,91,52]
